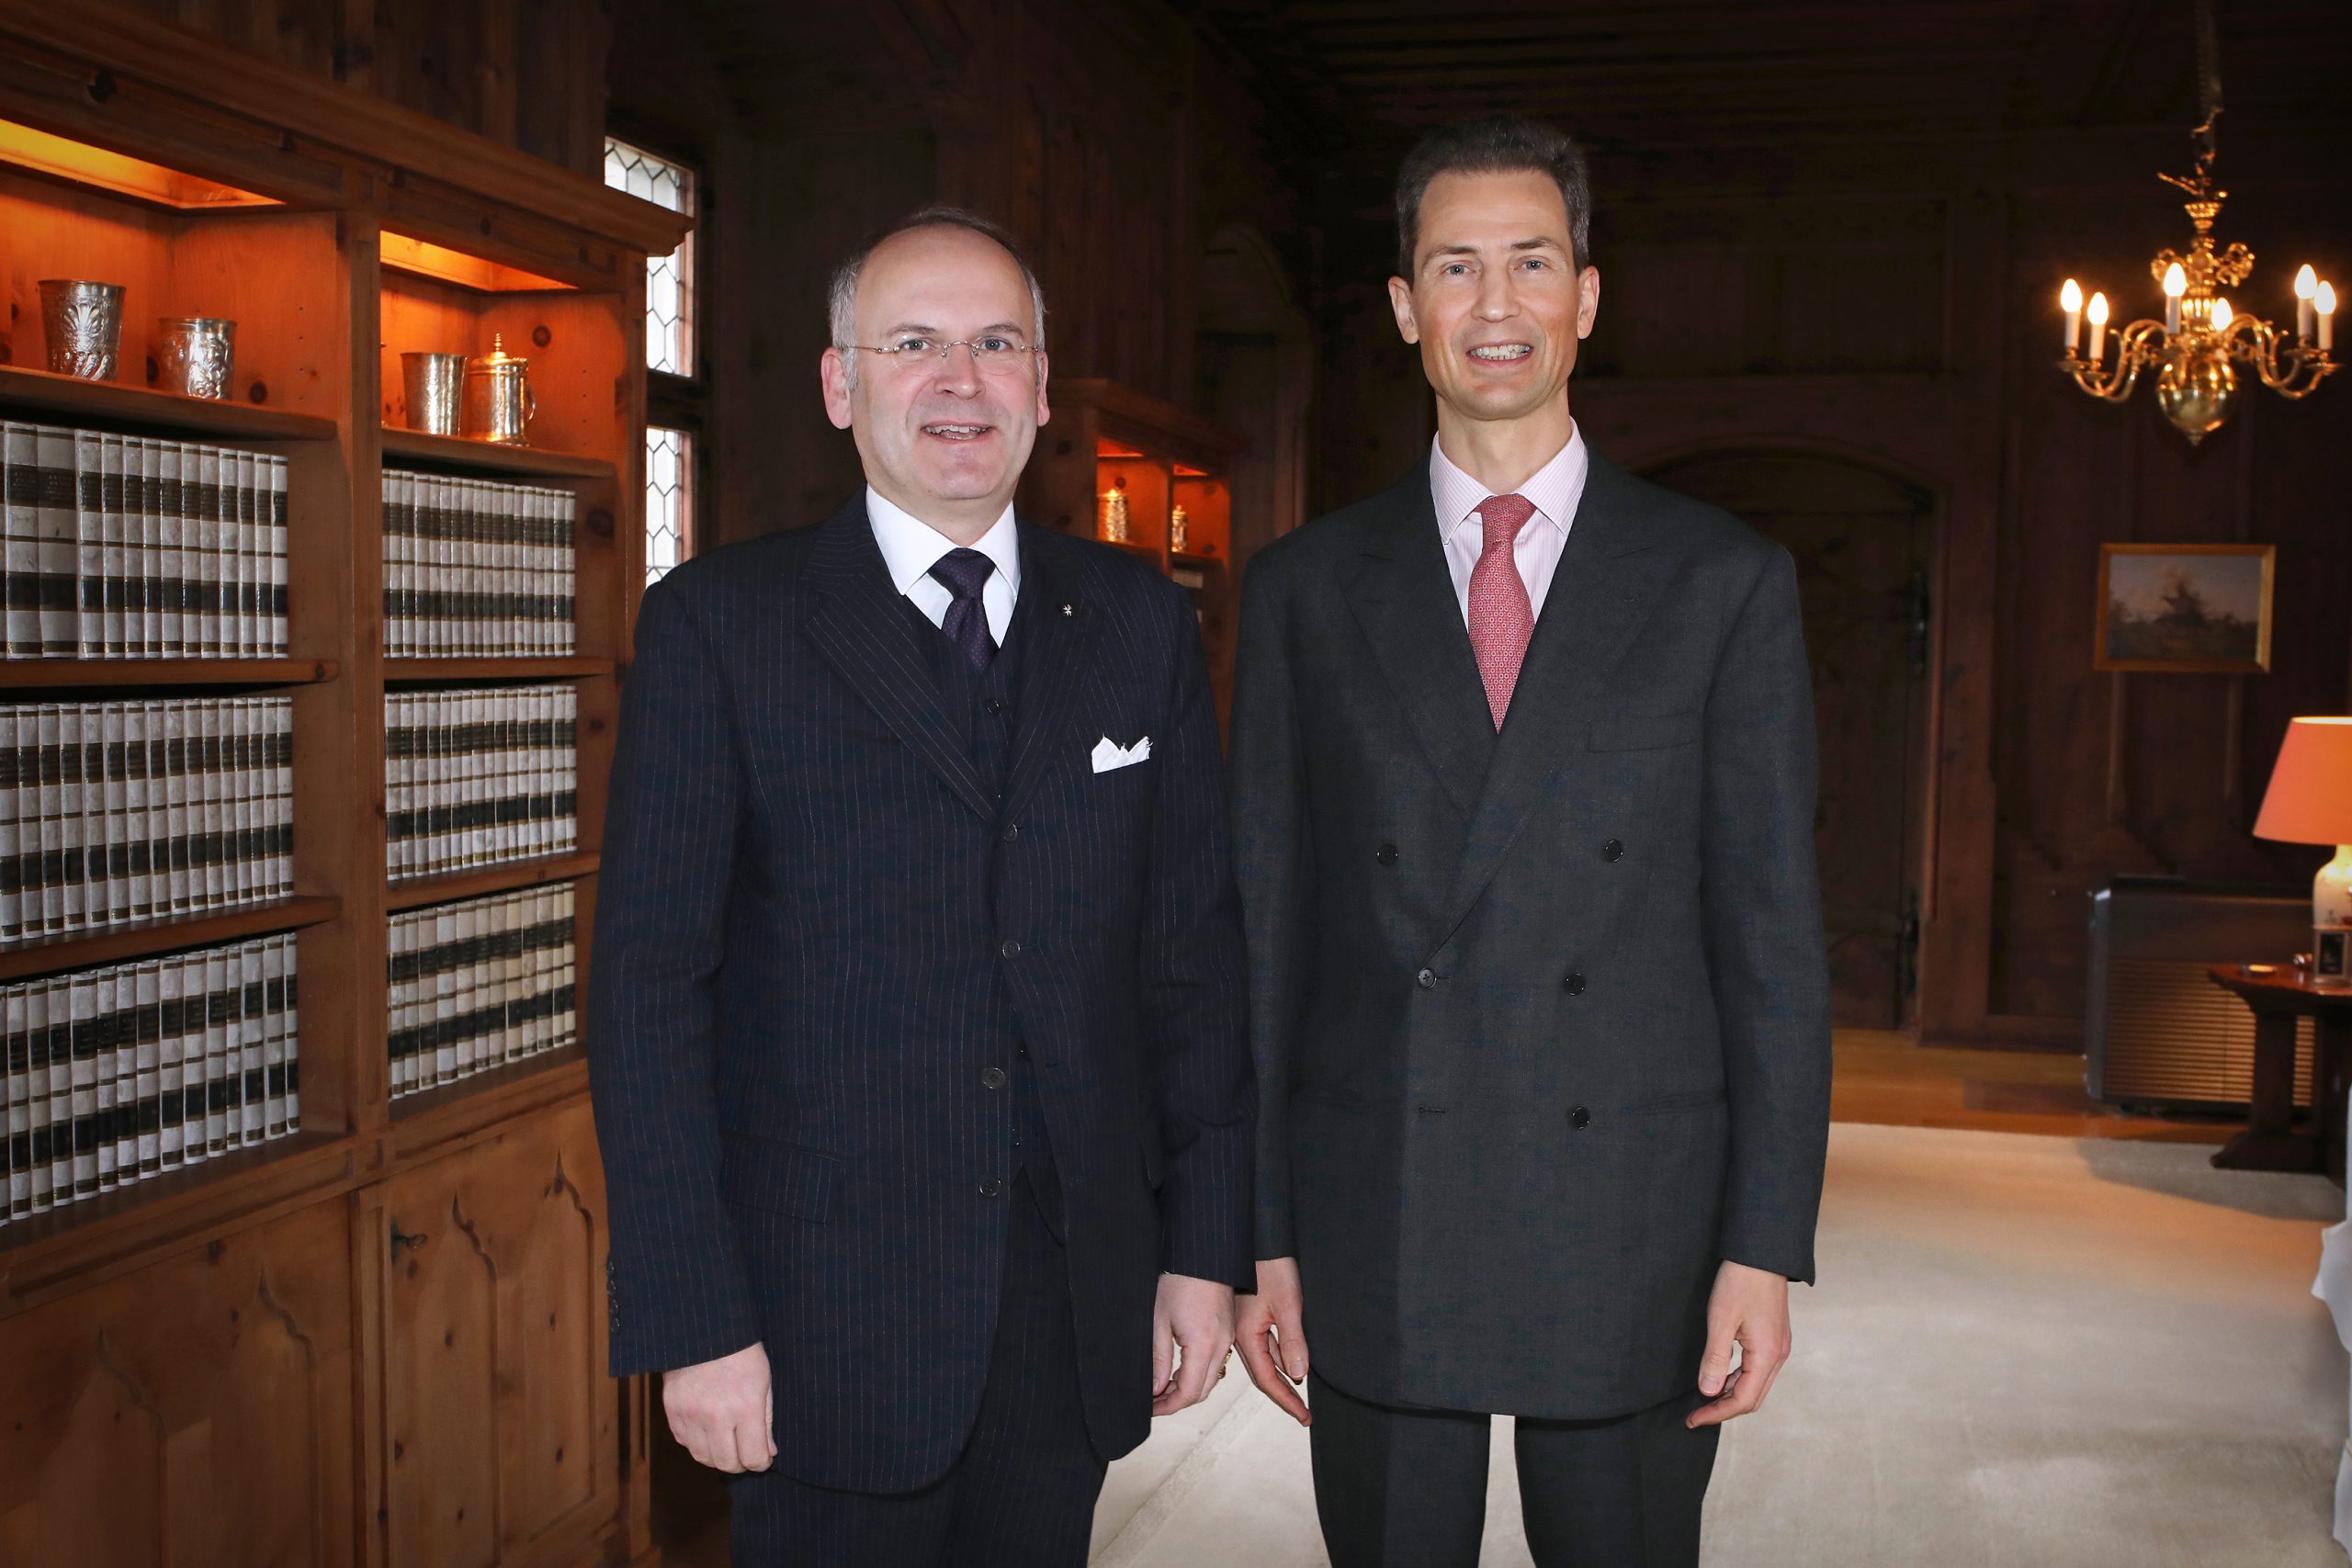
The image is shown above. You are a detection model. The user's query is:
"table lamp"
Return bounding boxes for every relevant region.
[2254,716,2352,986]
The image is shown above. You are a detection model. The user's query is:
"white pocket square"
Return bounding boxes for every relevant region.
[1091,735,1152,773]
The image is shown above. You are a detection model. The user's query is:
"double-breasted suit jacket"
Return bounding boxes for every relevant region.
[588,497,1253,1495]
[1228,447,1832,1421]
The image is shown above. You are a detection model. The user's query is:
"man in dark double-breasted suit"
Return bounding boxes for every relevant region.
[588,208,1252,1568]
[1229,118,1833,1567]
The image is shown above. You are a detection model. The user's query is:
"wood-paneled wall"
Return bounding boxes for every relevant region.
[160,0,2352,1046]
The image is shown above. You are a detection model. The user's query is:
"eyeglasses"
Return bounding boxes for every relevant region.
[838,335,1040,370]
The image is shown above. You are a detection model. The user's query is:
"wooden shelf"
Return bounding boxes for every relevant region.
[0,364,337,443]
[0,1126,358,1303]
[380,426,616,480]
[390,1045,586,1151]
[387,851,599,910]
[384,657,613,682]
[1171,552,1227,572]
[0,658,339,691]
[0,895,342,982]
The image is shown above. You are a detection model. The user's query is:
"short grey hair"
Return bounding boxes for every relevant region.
[828,206,1047,387]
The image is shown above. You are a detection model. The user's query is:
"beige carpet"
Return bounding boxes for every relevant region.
[1091,1123,2348,1567]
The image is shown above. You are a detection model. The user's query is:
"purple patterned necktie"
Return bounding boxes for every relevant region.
[928,547,997,671]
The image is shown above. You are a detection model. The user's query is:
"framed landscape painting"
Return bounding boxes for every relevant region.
[2095,543,2275,673]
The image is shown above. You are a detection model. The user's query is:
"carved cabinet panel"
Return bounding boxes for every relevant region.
[0,1200,356,1568]
[381,1099,616,1568]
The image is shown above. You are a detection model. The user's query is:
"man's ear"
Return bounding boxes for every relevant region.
[1387,275,1420,345]
[820,345,854,432]
[1576,265,1601,342]
[1033,350,1051,428]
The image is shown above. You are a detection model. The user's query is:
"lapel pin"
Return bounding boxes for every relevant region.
[1062,604,1074,615]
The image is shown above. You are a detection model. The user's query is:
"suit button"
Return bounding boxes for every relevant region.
[981,1066,1006,1089]
[1374,843,1398,865]
[1416,967,1438,990]
[979,1177,1004,1198]
[984,698,1005,716]
[1000,939,1022,959]
[1569,1105,1591,1130]
[1603,840,1624,862]
[1564,972,1587,995]
[1001,823,1020,842]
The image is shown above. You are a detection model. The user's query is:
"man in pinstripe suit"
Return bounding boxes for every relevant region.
[587,208,1254,1567]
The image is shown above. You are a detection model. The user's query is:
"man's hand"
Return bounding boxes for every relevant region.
[1235,1256,1311,1426]
[662,1341,775,1472]
[1152,1273,1237,1416]
[1688,1260,1792,1429]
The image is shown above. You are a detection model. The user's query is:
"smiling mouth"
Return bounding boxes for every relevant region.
[1466,344,1533,362]
[922,423,994,441]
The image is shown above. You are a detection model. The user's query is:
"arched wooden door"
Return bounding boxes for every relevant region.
[1644,449,1938,1030]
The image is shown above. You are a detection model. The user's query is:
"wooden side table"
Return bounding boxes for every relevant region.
[2206,964,2352,1184]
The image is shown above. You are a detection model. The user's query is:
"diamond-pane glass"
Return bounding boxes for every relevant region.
[604,137,695,378]
[646,426,693,585]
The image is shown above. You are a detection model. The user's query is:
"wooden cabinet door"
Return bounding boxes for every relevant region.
[382,1099,617,1568]
[0,1199,356,1568]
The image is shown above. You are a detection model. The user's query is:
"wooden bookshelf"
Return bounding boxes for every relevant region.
[0,12,684,1565]
[1018,378,1246,716]
[0,657,339,688]
[0,893,340,981]
[379,425,618,481]
[384,656,614,682]
[386,851,602,911]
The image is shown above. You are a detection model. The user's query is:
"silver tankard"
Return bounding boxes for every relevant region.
[39,280,126,381]
[156,317,236,400]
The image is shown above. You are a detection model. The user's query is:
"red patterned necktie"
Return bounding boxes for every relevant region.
[1468,493,1536,728]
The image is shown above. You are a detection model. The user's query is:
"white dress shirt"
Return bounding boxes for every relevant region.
[865,485,1021,643]
[1428,424,1589,624]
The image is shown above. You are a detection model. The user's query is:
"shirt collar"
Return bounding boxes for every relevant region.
[865,484,1022,599]
[1430,423,1587,536]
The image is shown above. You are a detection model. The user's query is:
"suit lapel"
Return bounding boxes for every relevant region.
[1340,472,1497,820]
[800,499,997,821]
[1438,452,1681,943]
[1000,525,1102,824]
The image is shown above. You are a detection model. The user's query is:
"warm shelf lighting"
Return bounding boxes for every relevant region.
[0,116,277,210]
[1095,438,1147,458]
[380,231,573,294]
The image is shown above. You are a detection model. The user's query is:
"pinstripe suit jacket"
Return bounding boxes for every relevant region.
[1229,449,1832,1420]
[587,496,1253,1493]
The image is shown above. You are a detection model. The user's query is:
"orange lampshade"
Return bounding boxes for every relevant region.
[2253,717,2352,845]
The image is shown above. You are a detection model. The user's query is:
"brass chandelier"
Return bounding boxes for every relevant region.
[2056,0,2335,445]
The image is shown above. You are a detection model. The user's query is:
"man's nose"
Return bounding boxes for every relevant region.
[932,342,983,393]
[1475,269,1515,321]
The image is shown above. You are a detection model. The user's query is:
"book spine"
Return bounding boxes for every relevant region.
[263,932,288,1135]
[136,435,161,658]
[97,432,126,657]
[159,441,185,657]
[2,423,41,657]
[0,709,17,942]
[156,954,184,1170]
[162,702,190,915]
[269,454,288,656]
[201,948,229,1158]
[237,940,264,1147]
[102,702,130,925]
[193,446,220,657]
[133,959,161,1179]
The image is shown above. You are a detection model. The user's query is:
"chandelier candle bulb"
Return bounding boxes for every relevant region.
[2163,263,2187,335]
[2061,278,2083,351]
[2297,264,2320,341]
[2320,283,2336,353]
[2087,291,2110,364]
[2212,298,2234,333]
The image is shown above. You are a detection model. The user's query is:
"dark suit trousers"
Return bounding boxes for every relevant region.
[723,1172,1104,1567]
[1307,1371,1720,1568]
